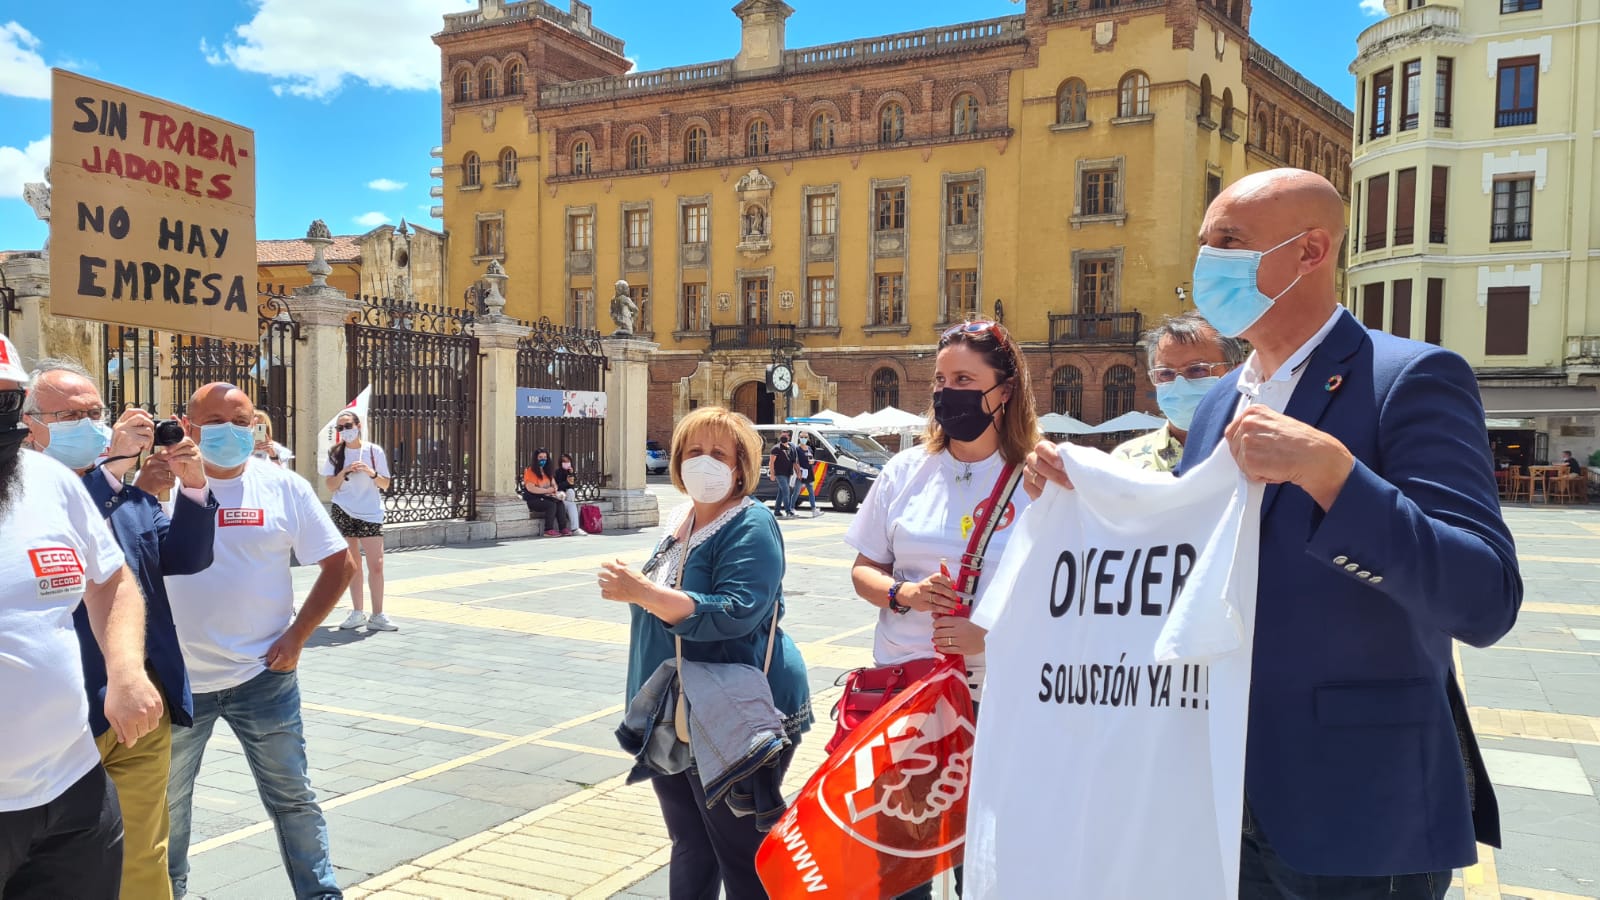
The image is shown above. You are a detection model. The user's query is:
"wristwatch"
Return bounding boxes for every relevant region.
[887,580,909,615]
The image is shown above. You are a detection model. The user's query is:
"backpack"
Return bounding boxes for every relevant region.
[579,504,603,534]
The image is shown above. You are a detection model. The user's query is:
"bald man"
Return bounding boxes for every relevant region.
[162,383,354,899]
[1028,170,1519,899]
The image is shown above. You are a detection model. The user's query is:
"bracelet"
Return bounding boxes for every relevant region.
[887,580,909,615]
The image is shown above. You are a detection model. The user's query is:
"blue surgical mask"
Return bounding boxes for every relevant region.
[43,418,112,470]
[198,423,256,469]
[1191,231,1307,337]
[1155,376,1221,432]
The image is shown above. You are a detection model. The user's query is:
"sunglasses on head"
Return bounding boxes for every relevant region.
[940,320,1009,348]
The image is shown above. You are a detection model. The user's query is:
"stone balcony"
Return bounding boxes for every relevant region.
[538,15,1025,107]
[441,1,625,56]
[1353,4,1466,68]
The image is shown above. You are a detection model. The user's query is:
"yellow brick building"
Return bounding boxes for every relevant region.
[434,0,1350,438]
[1348,0,1600,465]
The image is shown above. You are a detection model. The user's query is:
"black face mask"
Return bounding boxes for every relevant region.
[933,384,1002,443]
[0,407,26,458]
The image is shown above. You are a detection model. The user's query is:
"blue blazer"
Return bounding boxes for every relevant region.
[1180,309,1520,876]
[73,472,217,734]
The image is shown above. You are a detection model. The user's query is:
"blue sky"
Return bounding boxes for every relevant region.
[0,0,1383,253]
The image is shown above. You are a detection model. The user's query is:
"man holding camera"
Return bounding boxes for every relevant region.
[1,338,164,898]
[164,382,353,899]
[22,358,218,900]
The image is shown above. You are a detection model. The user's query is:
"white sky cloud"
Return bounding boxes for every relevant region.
[368,178,407,192]
[1359,0,1387,15]
[0,136,50,200]
[203,0,475,99]
[0,21,52,100]
[354,211,390,228]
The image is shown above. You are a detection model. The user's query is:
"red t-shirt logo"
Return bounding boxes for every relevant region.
[219,509,266,527]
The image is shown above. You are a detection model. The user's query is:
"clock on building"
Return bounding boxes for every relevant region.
[768,363,794,394]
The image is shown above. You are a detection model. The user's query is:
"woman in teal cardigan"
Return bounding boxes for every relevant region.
[599,406,810,899]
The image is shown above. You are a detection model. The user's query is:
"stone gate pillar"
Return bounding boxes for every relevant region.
[472,313,536,536]
[278,222,362,495]
[601,335,661,530]
[2,254,49,366]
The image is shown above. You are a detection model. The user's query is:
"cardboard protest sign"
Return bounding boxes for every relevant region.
[49,69,257,343]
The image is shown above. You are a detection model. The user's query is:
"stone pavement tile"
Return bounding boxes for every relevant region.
[323,816,459,880]
[1546,690,1600,719]
[338,785,465,825]
[403,796,528,839]
[189,810,259,843]
[1468,675,1554,713]
[536,752,633,787]
[1493,832,1600,897]
[412,767,581,811]
[1462,647,1539,681]
[1486,752,1598,798]
[1494,786,1600,841]
[1482,735,1582,759]
[182,839,284,897]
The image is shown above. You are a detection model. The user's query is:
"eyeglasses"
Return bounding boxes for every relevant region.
[1148,363,1231,385]
[0,390,24,415]
[33,405,107,423]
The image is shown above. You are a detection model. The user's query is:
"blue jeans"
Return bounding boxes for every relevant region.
[1240,801,1448,900]
[774,476,795,514]
[167,668,340,899]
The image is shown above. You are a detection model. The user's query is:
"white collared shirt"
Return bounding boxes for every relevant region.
[1234,307,1344,415]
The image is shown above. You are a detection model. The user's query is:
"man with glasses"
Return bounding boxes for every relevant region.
[0,335,163,898]
[22,358,217,900]
[1112,312,1244,472]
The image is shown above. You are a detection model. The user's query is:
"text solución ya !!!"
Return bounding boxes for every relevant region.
[1034,542,1212,711]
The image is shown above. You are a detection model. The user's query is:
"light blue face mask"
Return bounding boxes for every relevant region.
[198,423,256,469]
[43,417,113,470]
[1155,376,1221,432]
[1191,231,1307,337]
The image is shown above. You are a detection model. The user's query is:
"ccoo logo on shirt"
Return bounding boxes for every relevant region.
[29,547,86,598]
[219,509,266,527]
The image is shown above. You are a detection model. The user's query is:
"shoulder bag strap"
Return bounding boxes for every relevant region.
[952,462,1024,608]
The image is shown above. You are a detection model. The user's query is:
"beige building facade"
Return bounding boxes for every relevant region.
[1348,0,1600,464]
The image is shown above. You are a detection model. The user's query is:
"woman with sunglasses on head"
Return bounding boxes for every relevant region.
[843,318,1040,899]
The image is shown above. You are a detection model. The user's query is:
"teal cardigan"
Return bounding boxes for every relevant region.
[626,503,812,736]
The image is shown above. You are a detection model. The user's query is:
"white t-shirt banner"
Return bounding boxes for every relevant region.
[966,444,1262,900]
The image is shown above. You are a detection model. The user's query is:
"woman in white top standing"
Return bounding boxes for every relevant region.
[843,318,1040,900]
[320,411,396,632]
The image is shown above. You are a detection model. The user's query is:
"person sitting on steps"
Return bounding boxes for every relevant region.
[522,448,572,536]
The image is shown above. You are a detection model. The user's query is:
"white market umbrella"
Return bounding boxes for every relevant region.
[811,408,857,427]
[858,406,927,433]
[1038,412,1095,436]
[1090,410,1168,434]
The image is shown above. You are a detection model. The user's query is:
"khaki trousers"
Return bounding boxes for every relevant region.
[95,707,174,900]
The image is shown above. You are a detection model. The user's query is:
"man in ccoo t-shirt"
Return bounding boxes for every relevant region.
[0,334,164,898]
[163,383,355,900]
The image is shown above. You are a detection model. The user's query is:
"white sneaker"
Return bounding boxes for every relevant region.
[367,613,398,632]
[337,610,368,630]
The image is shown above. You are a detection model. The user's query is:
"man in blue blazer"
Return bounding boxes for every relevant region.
[1028,169,1520,899]
[24,360,217,900]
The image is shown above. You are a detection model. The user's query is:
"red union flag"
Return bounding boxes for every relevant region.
[757,657,974,897]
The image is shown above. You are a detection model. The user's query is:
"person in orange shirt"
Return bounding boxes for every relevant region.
[522,448,572,536]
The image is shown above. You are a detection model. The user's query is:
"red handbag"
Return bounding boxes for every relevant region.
[823,462,1023,754]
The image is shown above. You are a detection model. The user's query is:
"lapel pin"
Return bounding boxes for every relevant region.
[1324,374,1344,393]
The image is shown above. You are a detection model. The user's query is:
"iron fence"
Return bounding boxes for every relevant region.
[516,317,608,502]
[168,287,301,457]
[100,325,161,412]
[346,295,479,523]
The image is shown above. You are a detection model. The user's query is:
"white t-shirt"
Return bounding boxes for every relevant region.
[166,459,347,693]
[843,446,1030,696]
[0,451,127,811]
[319,443,390,524]
[966,444,1261,900]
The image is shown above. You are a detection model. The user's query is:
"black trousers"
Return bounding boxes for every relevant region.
[523,494,571,532]
[651,745,798,900]
[0,763,122,899]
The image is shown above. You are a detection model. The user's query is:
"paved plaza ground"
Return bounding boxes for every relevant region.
[180,480,1600,900]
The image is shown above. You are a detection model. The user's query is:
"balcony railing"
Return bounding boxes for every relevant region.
[1491,221,1532,242]
[1049,312,1143,346]
[1435,111,1452,128]
[1393,226,1415,246]
[709,324,799,352]
[1496,108,1537,128]
[1364,233,1387,251]
[442,1,625,55]
[1356,5,1462,61]
[1429,228,1447,243]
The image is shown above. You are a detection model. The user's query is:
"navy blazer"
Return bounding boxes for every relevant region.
[73,472,217,734]
[1180,309,1521,876]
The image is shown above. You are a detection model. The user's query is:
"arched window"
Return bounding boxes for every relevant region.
[1118,71,1151,117]
[685,125,708,164]
[462,152,480,187]
[1103,365,1136,421]
[505,60,524,95]
[1302,136,1317,172]
[480,63,498,99]
[1052,366,1083,418]
[1199,74,1213,122]
[1254,110,1269,149]
[1057,79,1088,125]
[1221,88,1235,132]
[810,112,835,151]
[871,368,900,412]
[572,140,592,175]
[952,93,979,135]
[879,102,906,143]
[747,119,769,156]
[455,69,474,103]
[627,133,649,170]
[498,148,517,184]
[1279,125,1294,162]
